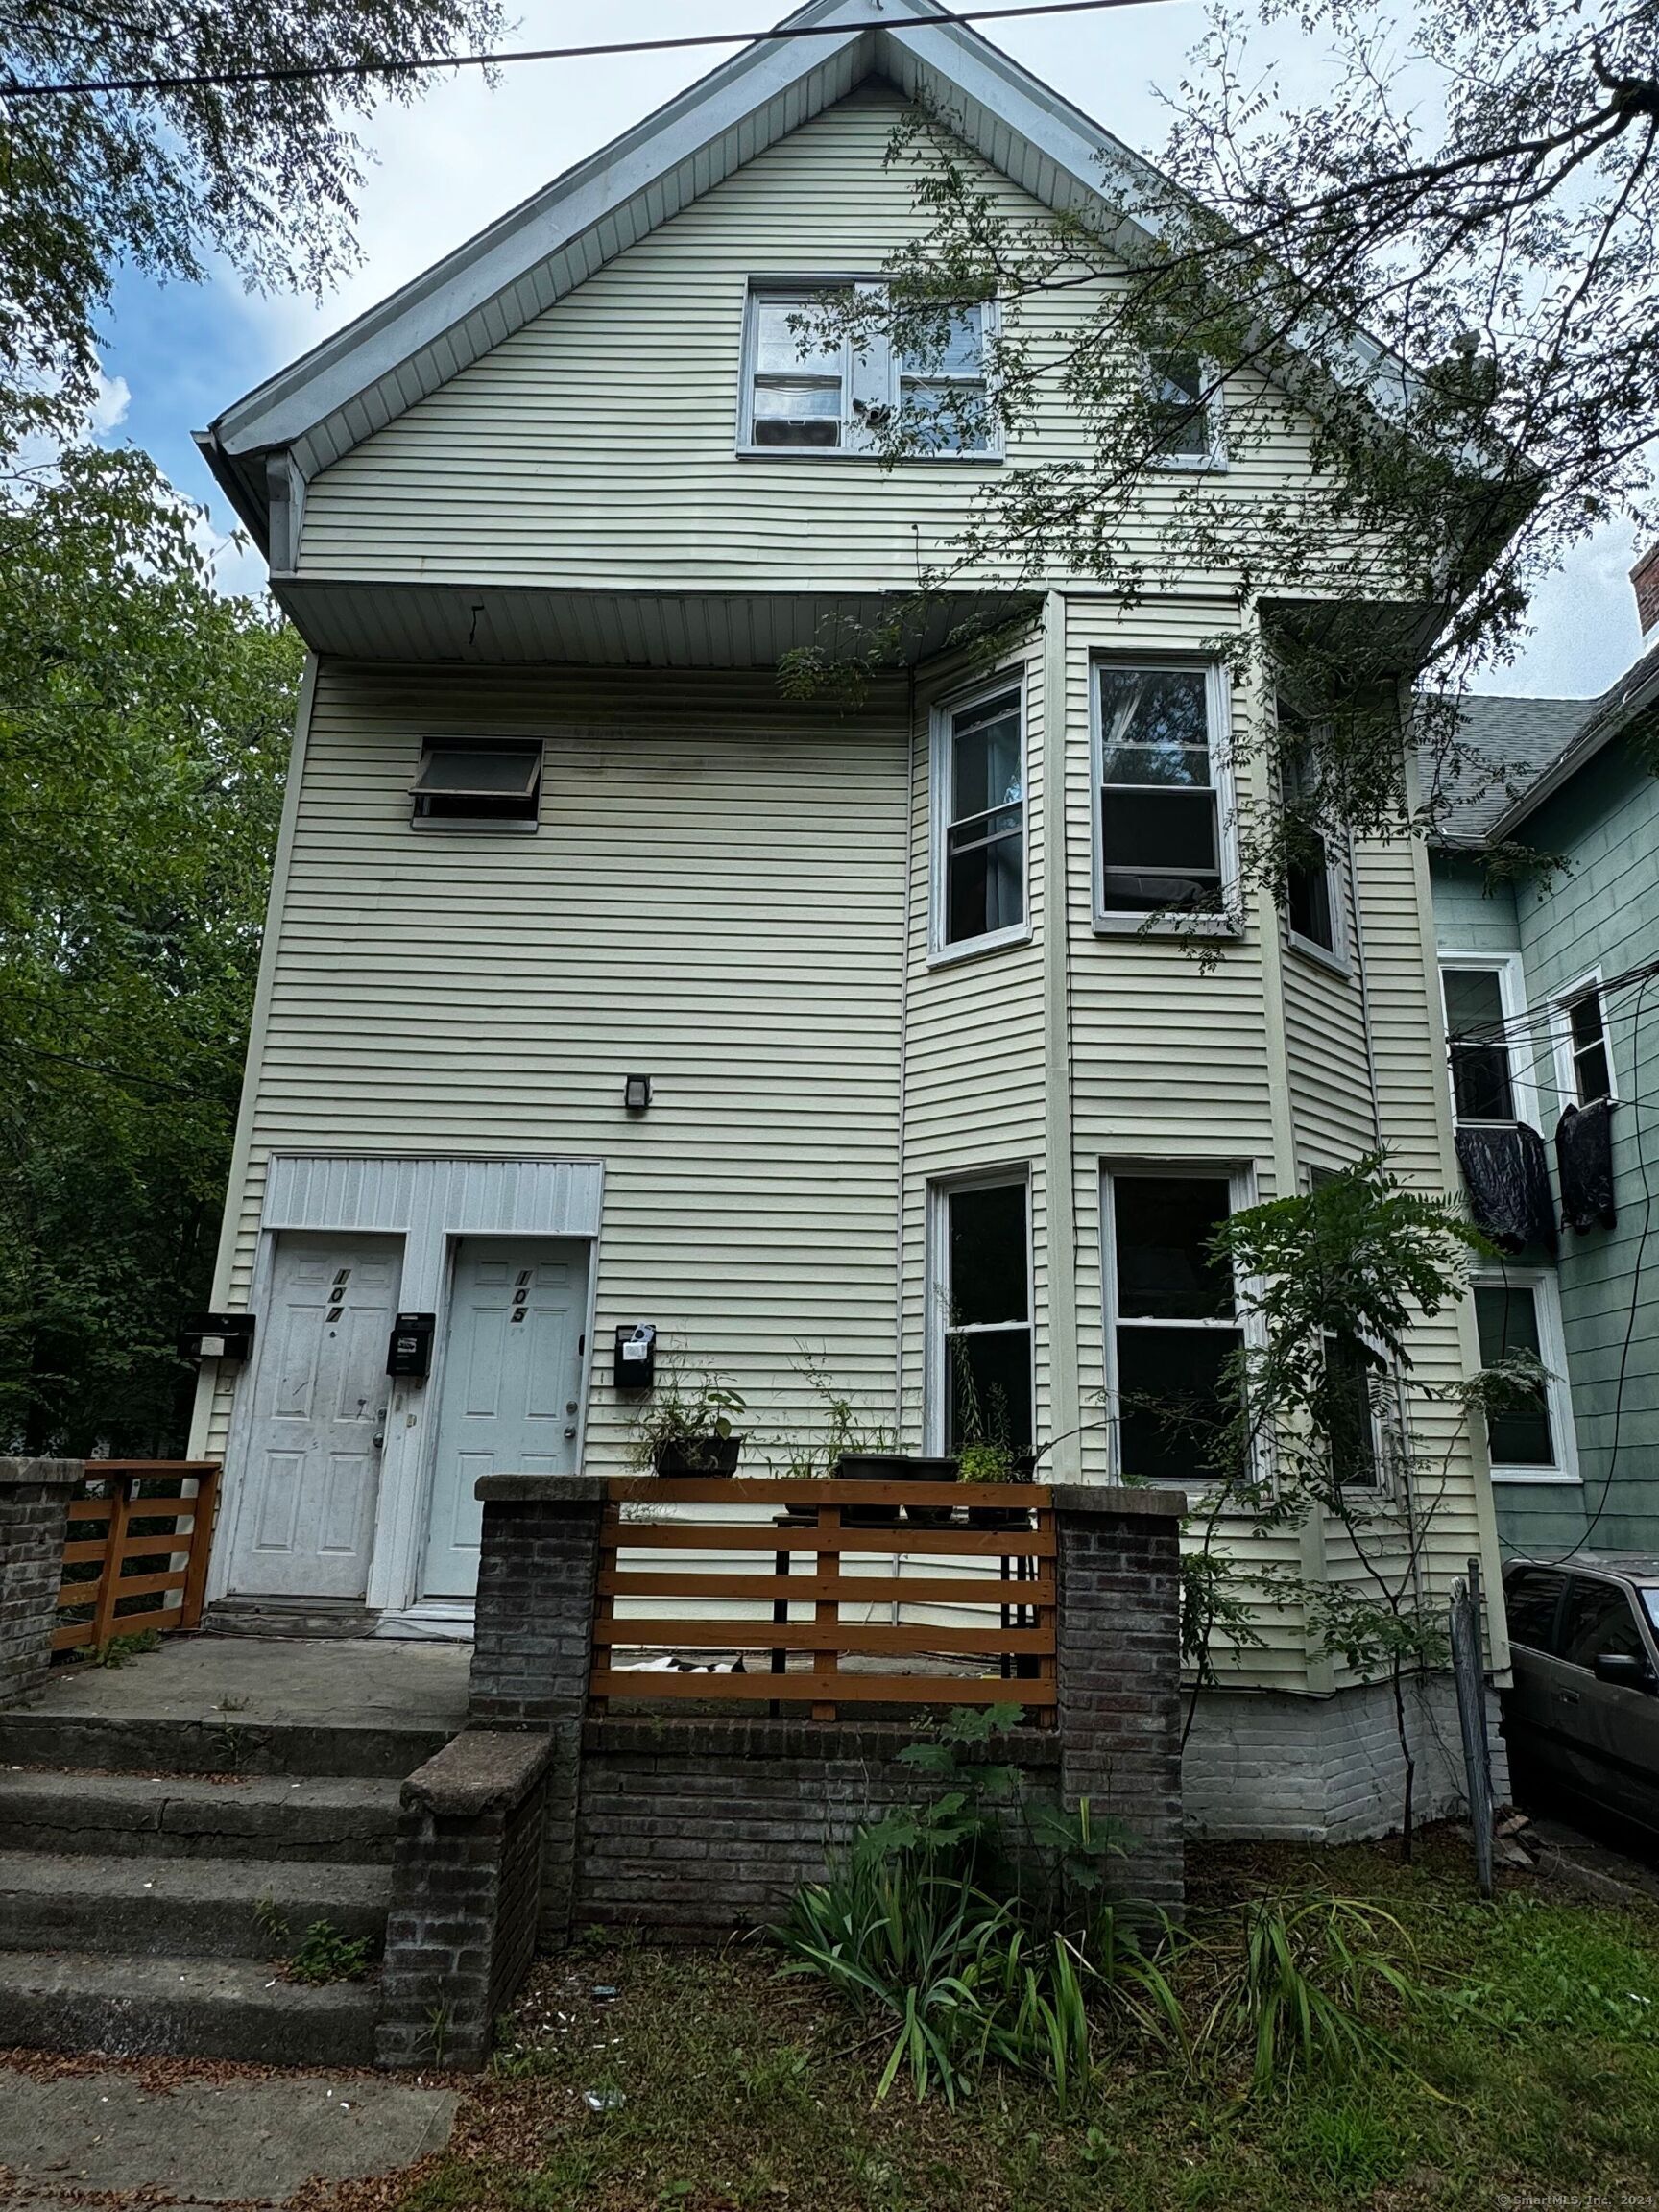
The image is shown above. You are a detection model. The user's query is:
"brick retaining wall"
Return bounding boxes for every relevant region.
[0,1460,84,1708]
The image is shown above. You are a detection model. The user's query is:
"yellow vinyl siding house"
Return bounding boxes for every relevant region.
[193,0,1505,1835]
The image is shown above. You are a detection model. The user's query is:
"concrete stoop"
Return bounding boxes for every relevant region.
[0,1637,469,2066]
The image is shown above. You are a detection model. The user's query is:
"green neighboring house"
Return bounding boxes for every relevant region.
[1431,550,1659,1557]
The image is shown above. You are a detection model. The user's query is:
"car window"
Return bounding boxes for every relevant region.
[1504,1568,1566,1651]
[1645,1590,1659,1639]
[1559,1577,1647,1670]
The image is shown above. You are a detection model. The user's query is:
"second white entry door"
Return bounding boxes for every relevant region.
[421,1239,589,1599]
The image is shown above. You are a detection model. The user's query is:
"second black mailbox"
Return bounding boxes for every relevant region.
[386,1311,437,1379]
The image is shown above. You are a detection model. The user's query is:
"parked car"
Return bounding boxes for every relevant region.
[1501,1554,1659,1837]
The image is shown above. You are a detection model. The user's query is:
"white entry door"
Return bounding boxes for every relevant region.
[229,1234,400,1599]
[421,1239,589,1599]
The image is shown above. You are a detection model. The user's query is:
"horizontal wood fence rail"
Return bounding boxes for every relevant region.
[591,1477,1056,1721]
[54,1461,220,1654]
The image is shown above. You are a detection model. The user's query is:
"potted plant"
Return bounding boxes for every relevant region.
[957,1440,1035,1531]
[631,1374,748,1478]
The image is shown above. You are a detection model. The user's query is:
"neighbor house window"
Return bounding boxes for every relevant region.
[898,303,991,454]
[1554,976,1615,1105]
[1104,1168,1246,1483]
[1440,959,1525,1123]
[1472,1270,1578,1481]
[744,289,851,447]
[1279,711,1343,960]
[934,683,1025,953]
[935,1178,1033,1454]
[410,740,542,827]
[1095,663,1231,925]
[1147,350,1220,465]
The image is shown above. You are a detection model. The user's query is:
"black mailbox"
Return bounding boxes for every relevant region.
[613,1322,657,1391]
[387,1311,437,1380]
[179,1312,256,1363]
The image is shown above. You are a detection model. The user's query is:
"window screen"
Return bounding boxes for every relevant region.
[410,741,542,825]
[1558,1577,1647,1670]
[1148,350,1210,459]
[943,689,1023,946]
[1503,1567,1565,1651]
[1097,667,1223,918]
[1442,967,1516,1121]
[748,293,848,447]
[942,1181,1032,1452]
[1564,987,1612,1104]
[1474,1283,1556,1468]
[1110,1173,1242,1483]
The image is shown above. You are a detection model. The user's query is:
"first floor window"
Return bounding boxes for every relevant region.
[1558,980,1614,1105]
[938,685,1024,950]
[939,1178,1033,1453]
[1096,663,1228,921]
[1472,1271,1576,1479]
[1106,1169,1244,1483]
[1441,962,1519,1122]
[1322,1330,1382,1488]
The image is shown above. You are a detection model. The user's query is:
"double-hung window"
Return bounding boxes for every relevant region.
[1278,709,1344,962]
[1471,1268,1578,1481]
[1554,975,1615,1106]
[934,683,1025,955]
[1104,1168,1247,1484]
[1095,662,1232,926]
[935,1178,1033,1454]
[741,283,997,458]
[745,289,851,447]
[898,304,992,455]
[1147,350,1221,467]
[1440,958,1527,1123]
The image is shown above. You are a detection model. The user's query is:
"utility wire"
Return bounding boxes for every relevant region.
[0,0,1172,101]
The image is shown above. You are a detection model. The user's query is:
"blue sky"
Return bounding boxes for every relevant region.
[94,0,1647,698]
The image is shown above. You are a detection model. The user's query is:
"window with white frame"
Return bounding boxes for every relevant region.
[410,739,542,828]
[1095,663,1232,924]
[1554,976,1616,1106]
[1471,1269,1578,1480]
[936,1178,1033,1453]
[741,284,994,456]
[1440,960,1525,1123]
[1104,1168,1246,1484]
[1278,708,1343,960]
[935,684,1025,952]
[1147,350,1221,465]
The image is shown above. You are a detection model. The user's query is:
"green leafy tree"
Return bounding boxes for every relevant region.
[783,0,1659,906]
[0,447,301,1450]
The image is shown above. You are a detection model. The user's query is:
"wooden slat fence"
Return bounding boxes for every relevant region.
[591,1477,1055,1720]
[55,1461,220,1653]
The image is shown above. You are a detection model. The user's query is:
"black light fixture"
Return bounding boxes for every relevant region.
[623,1074,652,1114]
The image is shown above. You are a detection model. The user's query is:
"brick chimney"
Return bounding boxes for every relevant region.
[1633,543,1659,642]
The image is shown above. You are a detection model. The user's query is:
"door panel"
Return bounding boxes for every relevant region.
[421,1239,589,1599]
[229,1234,400,1599]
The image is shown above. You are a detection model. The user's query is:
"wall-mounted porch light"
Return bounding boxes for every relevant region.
[623,1074,652,1114]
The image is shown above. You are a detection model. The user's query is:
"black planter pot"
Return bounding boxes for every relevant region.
[653,1434,744,1479]
[966,1456,1037,1531]
[897,1455,961,1529]
[831,1453,907,1527]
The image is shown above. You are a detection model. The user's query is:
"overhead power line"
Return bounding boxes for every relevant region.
[0,0,1173,102]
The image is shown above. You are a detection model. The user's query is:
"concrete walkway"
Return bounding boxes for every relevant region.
[0,2063,458,2208]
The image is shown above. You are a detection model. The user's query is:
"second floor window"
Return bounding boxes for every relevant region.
[1095,663,1229,924]
[936,685,1025,953]
[1441,962,1519,1122]
[1557,980,1614,1105]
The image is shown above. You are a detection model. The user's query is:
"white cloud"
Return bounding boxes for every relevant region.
[88,368,132,434]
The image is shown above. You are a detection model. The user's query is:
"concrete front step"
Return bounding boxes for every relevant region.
[0,1708,453,1780]
[0,1770,403,1863]
[0,1852,390,1961]
[0,1949,381,2066]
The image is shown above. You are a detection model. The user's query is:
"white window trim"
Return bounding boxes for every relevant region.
[1438,950,1541,1130]
[735,278,1003,463]
[1471,1263,1581,1485]
[1282,769,1351,976]
[925,1166,1035,1458]
[1147,351,1228,472]
[1551,966,1620,1109]
[928,669,1031,966]
[1091,657,1242,938]
[1098,1160,1261,1488]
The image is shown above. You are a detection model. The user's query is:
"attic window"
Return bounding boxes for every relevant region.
[1148,350,1221,466]
[410,740,542,828]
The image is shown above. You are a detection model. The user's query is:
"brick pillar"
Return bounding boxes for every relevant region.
[468,1473,606,1945]
[1051,1484,1186,1915]
[376,1727,552,2070]
[0,1459,84,1708]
